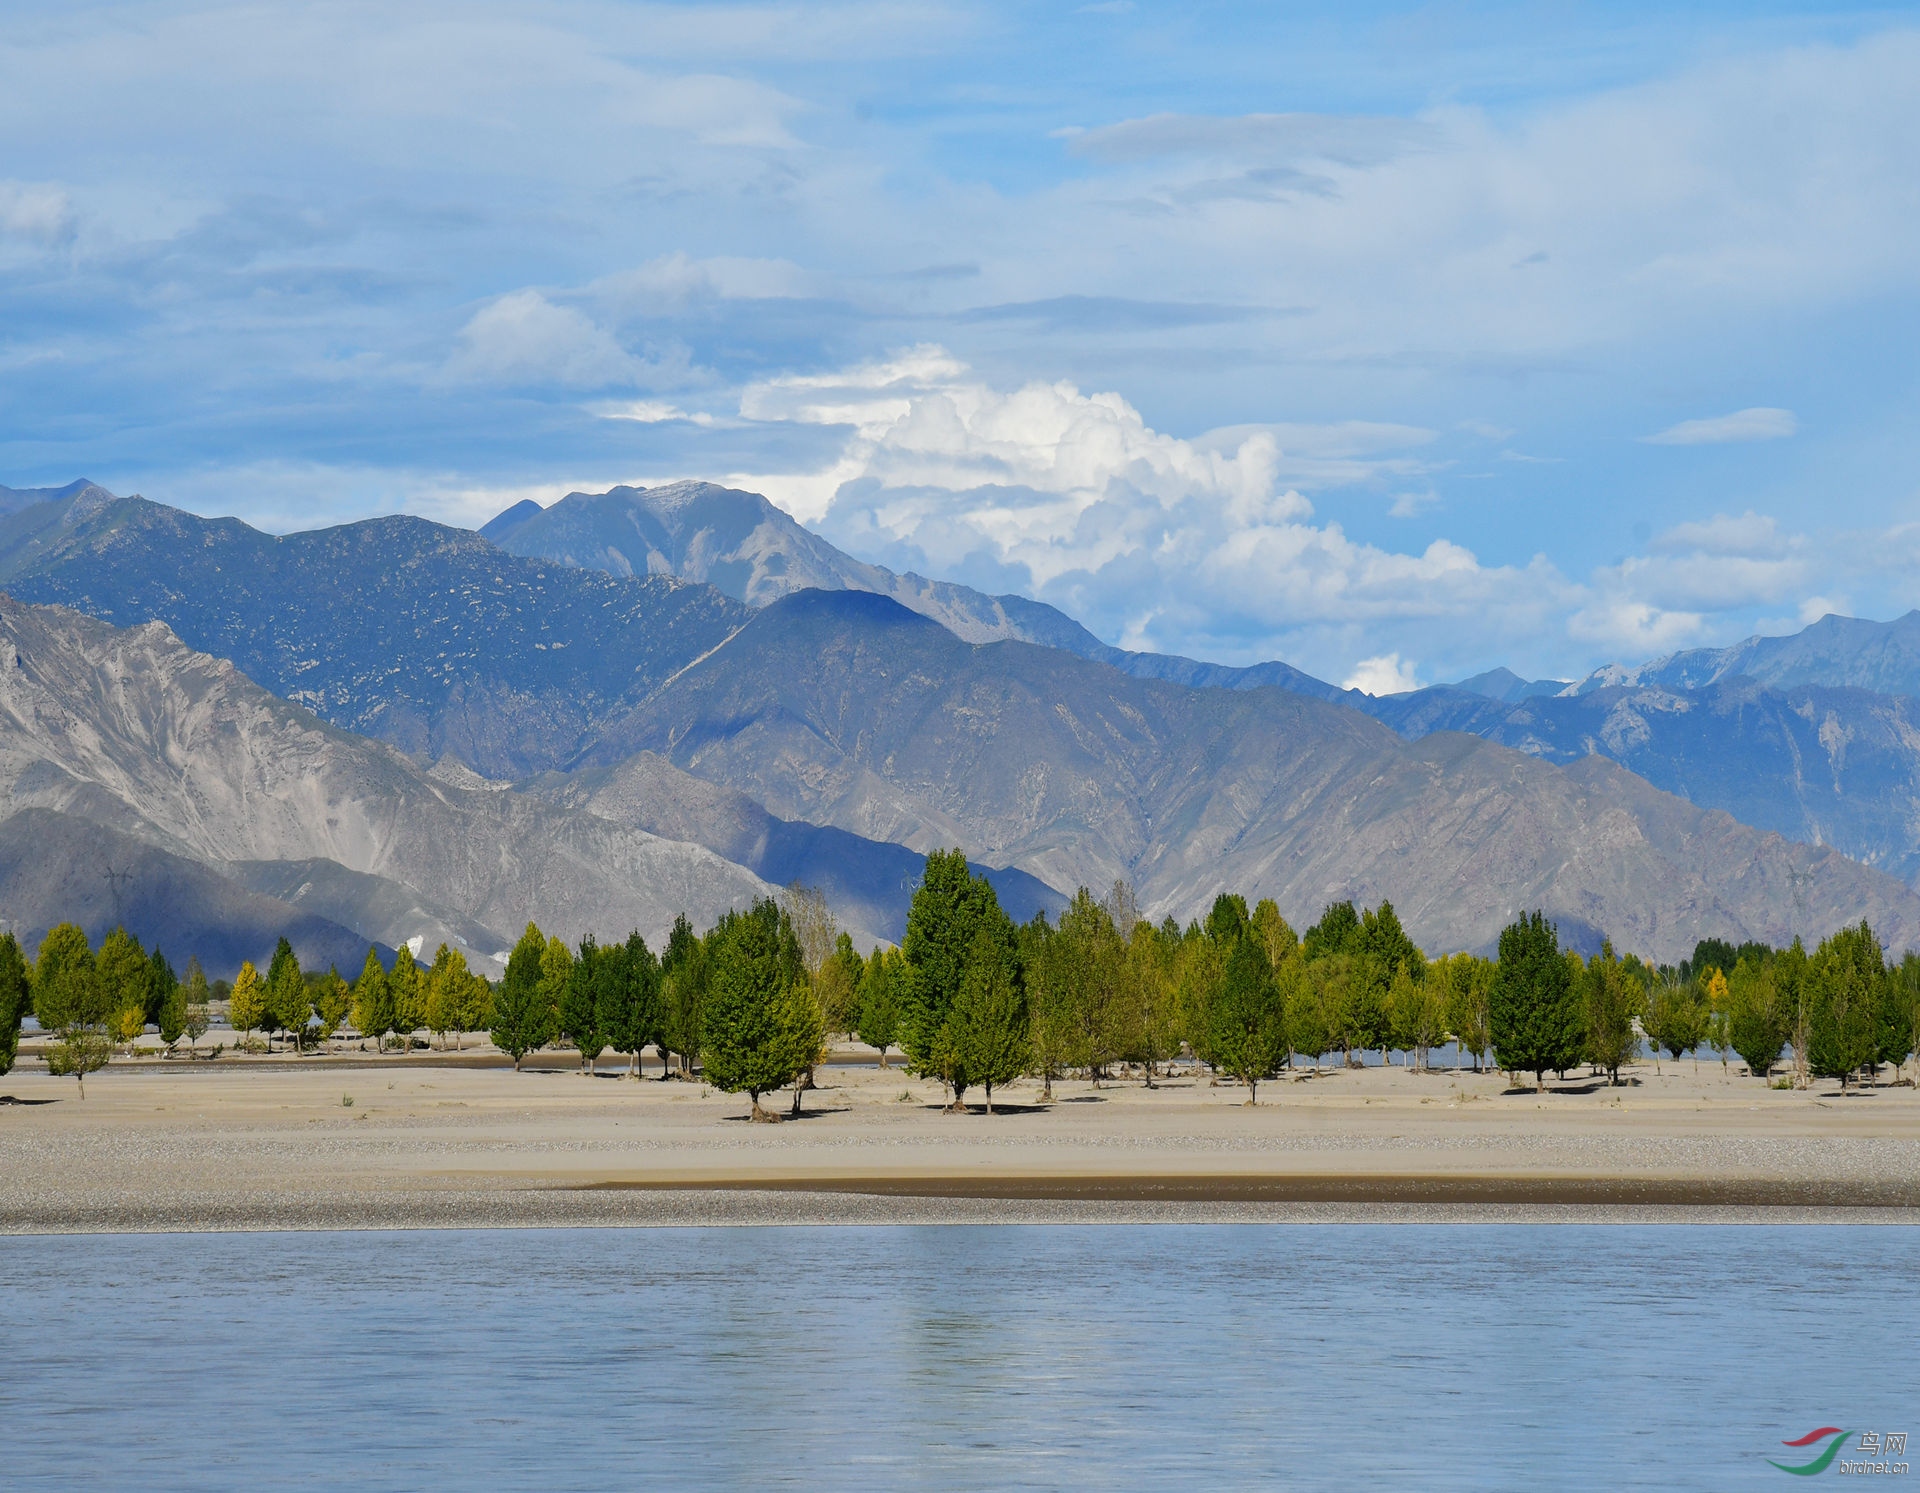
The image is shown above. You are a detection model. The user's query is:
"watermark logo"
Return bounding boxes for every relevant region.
[1770,1428,1909,1477]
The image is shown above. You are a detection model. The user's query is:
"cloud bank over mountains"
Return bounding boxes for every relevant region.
[2,4,1918,682]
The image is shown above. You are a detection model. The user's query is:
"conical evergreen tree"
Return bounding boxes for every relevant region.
[0,932,27,1077]
[492,924,552,1070]
[350,946,394,1051]
[1490,911,1582,1089]
[952,927,1028,1113]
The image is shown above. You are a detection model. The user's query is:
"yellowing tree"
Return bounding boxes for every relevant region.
[228,962,266,1050]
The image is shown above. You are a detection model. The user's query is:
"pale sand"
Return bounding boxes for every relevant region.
[3,1047,1918,1231]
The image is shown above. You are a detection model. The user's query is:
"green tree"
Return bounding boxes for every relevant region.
[1024,911,1088,1096]
[350,946,394,1052]
[1128,916,1181,1084]
[816,932,865,1042]
[539,935,573,1043]
[46,1023,113,1095]
[0,932,27,1077]
[389,945,424,1050]
[1173,923,1226,1075]
[854,945,901,1068]
[265,937,308,1052]
[1388,965,1447,1072]
[146,947,177,1028]
[1210,935,1286,1102]
[900,849,1016,1109]
[181,957,211,1056]
[702,898,815,1120]
[1205,892,1251,946]
[560,936,608,1075]
[34,924,105,1033]
[1360,901,1424,987]
[1642,974,1709,1073]
[1437,953,1494,1072]
[1061,887,1127,1084]
[598,932,662,1077]
[157,954,188,1052]
[313,968,351,1047]
[424,945,470,1049]
[1302,900,1361,961]
[1281,952,1331,1072]
[1808,921,1883,1087]
[228,960,266,1050]
[951,926,1029,1112]
[492,923,554,1070]
[661,914,707,1076]
[96,926,151,1050]
[1580,942,1643,1085]
[1490,911,1581,1089]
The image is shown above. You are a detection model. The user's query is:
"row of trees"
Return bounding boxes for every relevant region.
[0,924,215,1095]
[8,868,1920,1109]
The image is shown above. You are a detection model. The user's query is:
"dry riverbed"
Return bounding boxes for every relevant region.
[4,1047,1918,1230]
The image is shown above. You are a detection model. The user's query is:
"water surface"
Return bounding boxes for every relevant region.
[3,1224,1913,1489]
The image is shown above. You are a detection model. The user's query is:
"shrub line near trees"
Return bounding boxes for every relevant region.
[5,853,1918,1112]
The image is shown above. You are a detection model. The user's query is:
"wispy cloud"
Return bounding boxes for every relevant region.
[1642,407,1798,445]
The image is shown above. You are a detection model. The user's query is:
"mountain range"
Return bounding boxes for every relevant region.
[4,476,1920,970]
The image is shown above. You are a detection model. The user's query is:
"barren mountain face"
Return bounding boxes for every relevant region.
[0,598,782,964]
[584,590,1920,961]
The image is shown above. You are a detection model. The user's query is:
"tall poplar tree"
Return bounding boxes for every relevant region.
[702,898,814,1120]
[951,926,1029,1113]
[1210,935,1286,1103]
[351,946,393,1051]
[854,946,901,1068]
[388,945,424,1050]
[492,923,552,1070]
[0,931,27,1077]
[1490,912,1581,1089]
[1809,921,1883,1086]
[560,936,607,1074]
[900,849,1016,1110]
[96,926,152,1046]
[661,914,707,1076]
[602,931,662,1078]
[265,937,307,1052]
[1580,942,1642,1085]
[228,961,266,1050]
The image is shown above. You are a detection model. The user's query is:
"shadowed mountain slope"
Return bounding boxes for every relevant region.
[0,807,382,979]
[579,589,1920,962]
[528,751,1064,942]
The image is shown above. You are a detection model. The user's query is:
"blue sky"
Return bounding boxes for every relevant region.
[3,2,1918,688]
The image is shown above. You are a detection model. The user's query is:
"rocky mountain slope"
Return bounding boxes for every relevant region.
[576,588,1920,962]
[0,597,793,971]
[0,486,749,778]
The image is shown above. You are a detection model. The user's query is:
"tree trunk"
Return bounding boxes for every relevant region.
[790,1083,803,1118]
[877,1046,888,1070]
[1247,1076,1257,1105]
[984,1082,994,1115]
[1042,1070,1053,1102]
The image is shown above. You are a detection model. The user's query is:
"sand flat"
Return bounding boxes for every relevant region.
[4,1049,1918,1230]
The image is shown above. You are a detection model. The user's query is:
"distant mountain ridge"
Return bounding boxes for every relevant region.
[487,482,1352,702]
[0,486,750,778]
[1571,611,1920,699]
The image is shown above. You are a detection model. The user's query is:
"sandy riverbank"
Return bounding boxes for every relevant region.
[4,1048,1918,1231]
